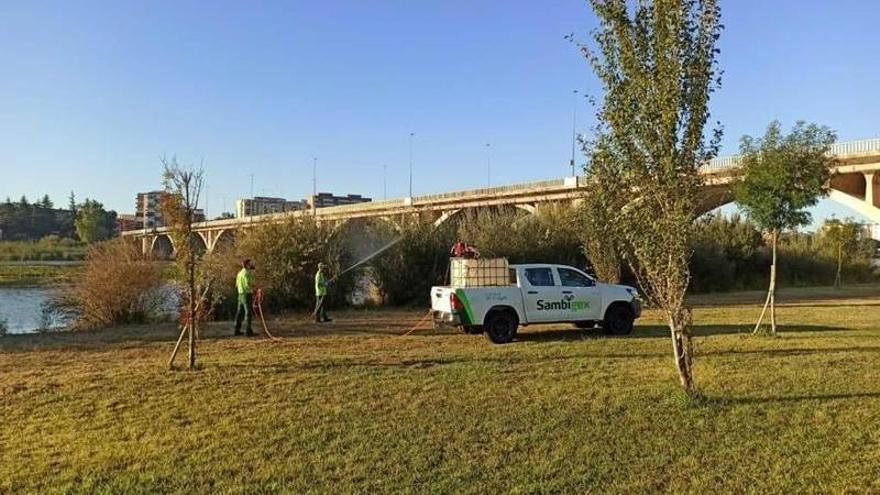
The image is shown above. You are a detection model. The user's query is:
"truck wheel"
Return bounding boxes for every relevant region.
[603,304,634,335]
[484,311,518,344]
[462,325,483,335]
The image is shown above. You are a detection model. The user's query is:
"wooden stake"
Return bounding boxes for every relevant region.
[168,321,190,369]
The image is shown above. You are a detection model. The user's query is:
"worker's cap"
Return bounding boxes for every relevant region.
[318,262,326,268]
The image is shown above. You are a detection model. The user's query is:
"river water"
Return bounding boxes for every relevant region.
[0,287,67,334]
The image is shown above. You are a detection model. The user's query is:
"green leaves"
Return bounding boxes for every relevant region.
[734,120,836,233]
[74,199,116,244]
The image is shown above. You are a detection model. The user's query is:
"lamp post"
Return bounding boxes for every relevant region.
[570,89,578,176]
[408,132,415,197]
[312,157,317,215]
[486,143,491,188]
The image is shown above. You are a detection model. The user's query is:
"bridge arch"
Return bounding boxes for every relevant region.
[210,229,236,252]
[150,234,174,259]
[698,181,880,223]
[190,233,208,257]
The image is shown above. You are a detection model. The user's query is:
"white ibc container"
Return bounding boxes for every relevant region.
[450,257,510,288]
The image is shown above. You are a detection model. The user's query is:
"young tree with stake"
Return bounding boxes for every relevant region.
[161,156,205,369]
[819,217,862,288]
[573,0,723,394]
[734,120,835,334]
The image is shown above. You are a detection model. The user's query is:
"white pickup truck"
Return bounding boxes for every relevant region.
[431,263,641,344]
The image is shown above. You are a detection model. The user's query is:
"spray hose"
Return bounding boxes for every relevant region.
[252,288,281,341]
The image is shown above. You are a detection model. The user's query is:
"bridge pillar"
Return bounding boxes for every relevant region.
[866,172,879,208]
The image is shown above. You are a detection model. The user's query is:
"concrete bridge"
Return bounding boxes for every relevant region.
[123,138,880,257]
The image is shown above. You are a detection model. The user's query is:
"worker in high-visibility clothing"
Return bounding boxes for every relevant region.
[314,262,332,323]
[234,258,256,336]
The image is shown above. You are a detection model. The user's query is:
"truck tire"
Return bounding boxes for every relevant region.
[484,311,518,344]
[462,325,483,335]
[603,304,634,335]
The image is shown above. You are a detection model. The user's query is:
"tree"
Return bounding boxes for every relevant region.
[161,156,205,370]
[734,120,835,334]
[819,217,862,288]
[75,199,115,243]
[68,191,77,214]
[40,194,53,209]
[579,173,625,283]
[574,0,723,394]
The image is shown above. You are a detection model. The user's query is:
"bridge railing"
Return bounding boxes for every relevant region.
[312,198,407,215]
[702,137,880,173]
[830,138,880,156]
[413,178,569,203]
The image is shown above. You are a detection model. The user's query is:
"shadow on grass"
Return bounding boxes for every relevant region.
[0,319,849,355]
[516,323,847,343]
[214,348,670,373]
[686,284,880,308]
[701,345,880,358]
[0,315,437,352]
[714,391,880,406]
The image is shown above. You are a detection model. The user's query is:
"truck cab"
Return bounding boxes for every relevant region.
[431,263,641,343]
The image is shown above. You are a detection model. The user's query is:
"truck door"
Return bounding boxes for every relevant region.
[555,267,602,321]
[521,266,564,322]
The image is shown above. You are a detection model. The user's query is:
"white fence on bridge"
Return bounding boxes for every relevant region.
[702,137,880,173]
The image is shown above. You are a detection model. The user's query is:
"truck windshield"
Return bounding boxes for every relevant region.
[524,267,555,287]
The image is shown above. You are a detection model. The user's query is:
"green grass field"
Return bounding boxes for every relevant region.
[2,286,879,493]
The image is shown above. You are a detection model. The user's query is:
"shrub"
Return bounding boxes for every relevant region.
[55,239,165,329]
[199,243,244,320]
[455,205,586,267]
[690,213,765,292]
[368,218,454,306]
[0,315,8,336]
[235,216,355,312]
[689,213,879,293]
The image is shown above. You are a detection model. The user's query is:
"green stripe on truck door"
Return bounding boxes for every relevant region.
[455,289,476,325]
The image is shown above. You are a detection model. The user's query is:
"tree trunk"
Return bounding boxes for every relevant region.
[188,259,196,369]
[835,242,842,288]
[187,210,196,370]
[753,229,778,335]
[669,311,695,393]
[769,229,777,335]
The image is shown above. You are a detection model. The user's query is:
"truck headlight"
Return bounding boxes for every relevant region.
[626,288,639,298]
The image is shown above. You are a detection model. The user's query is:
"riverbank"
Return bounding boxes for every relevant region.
[2,286,879,492]
[0,263,81,287]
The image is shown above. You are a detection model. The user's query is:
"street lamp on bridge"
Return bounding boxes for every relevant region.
[409,132,415,197]
[570,89,578,176]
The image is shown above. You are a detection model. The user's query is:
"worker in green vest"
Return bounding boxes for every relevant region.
[234,258,256,336]
[314,262,332,323]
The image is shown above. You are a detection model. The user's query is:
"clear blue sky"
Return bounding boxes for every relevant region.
[1,0,878,225]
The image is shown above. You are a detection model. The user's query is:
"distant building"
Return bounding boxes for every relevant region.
[136,190,205,228]
[235,197,308,218]
[135,191,168,229]
[308,193,372,209]
[116,213,141,233]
